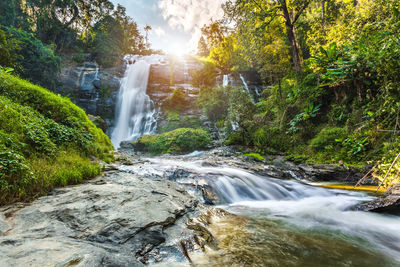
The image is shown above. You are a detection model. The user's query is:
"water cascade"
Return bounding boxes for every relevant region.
[222,74,229,87]
[239,74,250,93]
[122,157,400,262]
[111,55,163,148]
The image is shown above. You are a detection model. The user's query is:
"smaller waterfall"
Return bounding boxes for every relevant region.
[239,74,250,93]
[223,74,229,87]
[111,55,163,148]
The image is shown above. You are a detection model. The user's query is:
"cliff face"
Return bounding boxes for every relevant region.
[147,56,202,107]
[58,57,126,132]
[58,55,266,136]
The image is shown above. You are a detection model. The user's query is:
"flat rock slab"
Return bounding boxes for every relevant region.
[0,171,198,266]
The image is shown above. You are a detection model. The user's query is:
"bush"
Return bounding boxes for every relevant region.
[160,115,202,133]
[191,61,218,87]
[162,88,188,112]
[252,126,291,153]
[133,128,211,154]
[197,86,231,122]
[310,127,347,151]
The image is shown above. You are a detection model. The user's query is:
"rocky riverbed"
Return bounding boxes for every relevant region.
[1,148,400,266]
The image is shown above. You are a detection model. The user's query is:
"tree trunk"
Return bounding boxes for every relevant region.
[280,1,303,72]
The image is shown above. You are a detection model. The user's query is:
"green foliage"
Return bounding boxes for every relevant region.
[288,103,321,134]
[162,88,188,113]
[197,86,231,122]
[251,126,290,153]
[310,127,347,151]
[133,128,211,154]
[0,28,21,70]
[0,72,113,205]
[4,27,61,90]
[191,61,218,87]
[226,88,257,144]
[160,115,202,133]
[89,15,124,67]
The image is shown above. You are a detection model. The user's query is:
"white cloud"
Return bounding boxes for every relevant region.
[153,26,166,37]
[158,0,226,50]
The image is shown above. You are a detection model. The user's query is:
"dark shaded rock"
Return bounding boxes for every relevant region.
[356,183,400,214]
[119,141,134,149]
[297,164,363,183]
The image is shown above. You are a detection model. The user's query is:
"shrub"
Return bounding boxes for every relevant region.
[191,61,218,88]
[133,128,211,154]
[160,115,202,133]
[162,88,188,112]
[310,127,347,151]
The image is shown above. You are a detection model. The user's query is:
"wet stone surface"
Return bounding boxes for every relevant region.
[0,167,206,266]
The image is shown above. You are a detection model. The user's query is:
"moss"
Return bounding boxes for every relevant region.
[243,153,266,161]
[133,128,211,154]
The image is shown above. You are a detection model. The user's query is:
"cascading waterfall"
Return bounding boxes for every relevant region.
[122,157,400,261]
[111,55,162,148]
[239,74,250,93]
[222,74,229,87]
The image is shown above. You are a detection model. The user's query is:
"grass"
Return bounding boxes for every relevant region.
[0,70,113,205]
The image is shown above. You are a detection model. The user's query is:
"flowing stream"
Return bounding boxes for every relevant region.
[111,55,163,148]
[122,155,400,266]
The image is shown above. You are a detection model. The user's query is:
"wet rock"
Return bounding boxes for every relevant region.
[0,170,204,266]
[58,60,125,132]
[297,164,363,183]
[356,183,400,214]
[119,141,134,149]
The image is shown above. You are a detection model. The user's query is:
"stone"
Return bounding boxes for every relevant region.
[0,169,203,266]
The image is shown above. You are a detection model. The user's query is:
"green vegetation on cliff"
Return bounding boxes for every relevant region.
[0,71,113,205]
[196,0,400,187]
[133,128,211,154]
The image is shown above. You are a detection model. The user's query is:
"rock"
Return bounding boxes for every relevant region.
[119,141,134,149]
[58,59,125,133]
[356,183,400,214]
[297,164,363,183]
[0,169,205,266]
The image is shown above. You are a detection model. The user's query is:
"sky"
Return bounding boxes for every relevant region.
[110,0,226,55]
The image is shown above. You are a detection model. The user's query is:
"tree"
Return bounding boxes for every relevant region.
[229,0,312,72]
[197,36,209,57]
[201,20,228,50]
[0,29,21,70]
[144,25,152,48]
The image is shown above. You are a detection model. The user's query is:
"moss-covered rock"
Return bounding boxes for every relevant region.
[133,128,211,154]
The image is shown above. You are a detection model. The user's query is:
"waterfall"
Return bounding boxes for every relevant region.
[111,55,162,148]
[223,74,229,87]
[239,74,250,93]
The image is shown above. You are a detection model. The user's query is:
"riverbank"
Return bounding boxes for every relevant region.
[2,147,399,266]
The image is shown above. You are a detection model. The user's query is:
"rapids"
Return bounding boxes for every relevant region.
[121,154,400,265]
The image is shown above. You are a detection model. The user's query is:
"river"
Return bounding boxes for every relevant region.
[121,152,400,266]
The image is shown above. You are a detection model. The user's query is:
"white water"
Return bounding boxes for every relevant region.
[222,74,229,87]
[111,55,163,148]
[123,157,400,261]
[239,74,250,93]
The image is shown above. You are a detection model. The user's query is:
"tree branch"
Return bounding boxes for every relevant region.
[293,1,310,24]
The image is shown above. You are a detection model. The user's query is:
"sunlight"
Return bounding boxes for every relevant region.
[168,42,189,57]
